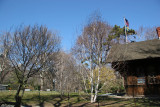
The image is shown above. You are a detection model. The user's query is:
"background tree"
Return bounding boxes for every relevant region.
[137,26,158,40]
[55,51,81,95]
[3,25,61,106]
[0,55,11,84]
[0,33,12,84]
[38,51,60,91]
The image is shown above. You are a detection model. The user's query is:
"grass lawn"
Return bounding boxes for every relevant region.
[0,90,160,106]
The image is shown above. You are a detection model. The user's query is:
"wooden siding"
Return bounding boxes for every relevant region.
[126,86,145,96]
[120,58,160,96]
[126,75,160,96]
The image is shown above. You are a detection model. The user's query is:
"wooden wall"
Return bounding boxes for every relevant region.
[119,58,160,96]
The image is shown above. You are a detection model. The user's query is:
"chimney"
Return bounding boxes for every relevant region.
[156,27,160,40]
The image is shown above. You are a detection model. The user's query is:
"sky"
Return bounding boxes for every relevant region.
[0,0,160,52]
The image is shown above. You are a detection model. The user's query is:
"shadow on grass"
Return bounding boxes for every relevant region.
[0,94,16,106]
[135,98,160,106]
[21,96,160,107]
[99,98,129,106]
[53,96,63,107]
[22,94,86,107]
[1,93,160,107]
[22,94,64,107]
[63,95,90,107]
[97,97,160,107]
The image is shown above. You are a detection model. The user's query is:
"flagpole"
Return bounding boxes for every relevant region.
[124,17,127,43]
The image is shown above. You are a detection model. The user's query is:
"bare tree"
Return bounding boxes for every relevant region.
[39,52,60,90]
[72,13,112,102]
[3,25,61,106]
[137,26,158,40]
[55,51,81,95]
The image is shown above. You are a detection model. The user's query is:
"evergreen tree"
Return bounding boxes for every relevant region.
[108,25,136,42]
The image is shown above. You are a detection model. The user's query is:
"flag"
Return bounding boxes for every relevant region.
[125,18,129,31]
[124,17,129,43]
[125,18,129,27]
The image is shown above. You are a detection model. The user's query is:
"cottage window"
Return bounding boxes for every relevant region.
[137,77,145,85]
[136,67,145,85]
[148,76,159,84]
[147,65,159,84]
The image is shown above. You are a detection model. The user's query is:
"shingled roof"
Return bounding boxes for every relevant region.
[107,39,160,62]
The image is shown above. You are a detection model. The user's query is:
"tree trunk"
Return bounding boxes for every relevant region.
[40,73,43,91]
[15,84,22,107]
[90,68,94,103]
[91,94,94,103]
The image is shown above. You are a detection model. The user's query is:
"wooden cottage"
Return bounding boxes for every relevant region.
[107,39,160,96]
